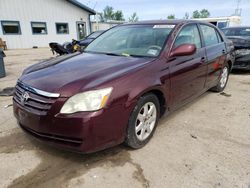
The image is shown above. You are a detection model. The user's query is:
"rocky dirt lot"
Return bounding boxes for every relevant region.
[0,48,250,188]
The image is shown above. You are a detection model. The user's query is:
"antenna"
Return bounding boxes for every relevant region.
[235,0,242,16]
[93,1,97,10]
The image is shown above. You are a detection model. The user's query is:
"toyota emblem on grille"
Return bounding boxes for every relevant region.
[21,92,30,105]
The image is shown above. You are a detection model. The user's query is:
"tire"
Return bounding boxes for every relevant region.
[210,63,230,92]
[125,93,160,149]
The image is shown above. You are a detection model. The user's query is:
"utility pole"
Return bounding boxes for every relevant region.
[235,0,242,16]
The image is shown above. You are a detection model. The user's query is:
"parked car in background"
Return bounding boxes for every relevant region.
[13,20,233,153]
[222,26,250,70]
[78,30,105,48]
[49,30,105,56]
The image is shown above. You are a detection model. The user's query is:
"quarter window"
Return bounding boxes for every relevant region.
[174,24,201,49]
[56,23,69,34]
[200,25,219,46]
[31,22,47,34]
[1,21,21,34]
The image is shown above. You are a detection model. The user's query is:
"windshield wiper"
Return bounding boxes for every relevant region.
[84,51,124,56]
[104,52,123,56]
[128,54,152,58]
[84,51,152,58]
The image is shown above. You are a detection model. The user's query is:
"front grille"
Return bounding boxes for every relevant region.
[20,124,83,146]
[13,82,59,115]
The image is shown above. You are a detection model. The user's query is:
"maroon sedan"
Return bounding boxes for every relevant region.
[13,20,234,153]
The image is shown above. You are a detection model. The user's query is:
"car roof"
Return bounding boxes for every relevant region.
[123,19,214,26]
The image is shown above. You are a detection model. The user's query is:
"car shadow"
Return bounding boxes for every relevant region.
[231,69,250,75]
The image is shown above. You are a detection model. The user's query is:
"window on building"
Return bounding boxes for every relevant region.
[31,22,47,34]
[200,25,219,46]
[56,23,69,34]
[1,21,21,34]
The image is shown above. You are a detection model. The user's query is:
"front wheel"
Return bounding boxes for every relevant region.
[125,93,160,149]
[210,63,229,92]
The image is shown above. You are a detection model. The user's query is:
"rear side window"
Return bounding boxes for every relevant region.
[174,24,201,49]
[200,25,219,46]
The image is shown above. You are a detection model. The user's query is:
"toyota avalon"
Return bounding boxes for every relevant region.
[13,20,234,153]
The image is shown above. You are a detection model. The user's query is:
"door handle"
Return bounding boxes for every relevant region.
[222,49,226,54]
[201,57,206,63]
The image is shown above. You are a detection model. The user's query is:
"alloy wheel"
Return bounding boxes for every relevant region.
[135,102,157,141]
[220,67,228,88]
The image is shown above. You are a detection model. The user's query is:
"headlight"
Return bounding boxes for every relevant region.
[60,87,113,114]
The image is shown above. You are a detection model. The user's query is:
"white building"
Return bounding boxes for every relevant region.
[193,16,241,29]
[91,20,126,32]
[0,0,95,49]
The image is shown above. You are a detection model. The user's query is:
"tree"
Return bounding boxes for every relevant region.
[192,9,210,18]
[128,12,139,22]
[200,9,210,18]
[103,6,114,21]
[113,10,125,21]
[167,14,175,19]
[99,6,125,21]
[192,10,200,18]
[99,12,105,22]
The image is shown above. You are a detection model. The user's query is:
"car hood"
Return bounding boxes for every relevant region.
[20,53,153,97]
[227,36,250,49]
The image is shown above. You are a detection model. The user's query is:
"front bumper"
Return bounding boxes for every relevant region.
[233,50,250,70]
[13,98,132,153]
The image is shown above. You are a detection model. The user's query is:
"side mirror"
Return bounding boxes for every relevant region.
[170,44,196,57]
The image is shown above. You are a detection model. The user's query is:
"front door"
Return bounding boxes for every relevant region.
[76,22,86,40]
[169,24,207,108]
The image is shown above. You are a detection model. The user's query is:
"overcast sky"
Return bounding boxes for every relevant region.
[79,0,250,25]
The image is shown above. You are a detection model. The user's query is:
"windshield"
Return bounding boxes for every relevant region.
[222,28,250,37]
[87,31,104,39]
[84,24,175,57]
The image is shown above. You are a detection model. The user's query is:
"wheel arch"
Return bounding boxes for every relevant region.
[135,87,167,117]
[227,59,233,71]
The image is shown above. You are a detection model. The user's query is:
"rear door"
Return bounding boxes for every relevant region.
[199,24,227,88]
[169,24,207,108]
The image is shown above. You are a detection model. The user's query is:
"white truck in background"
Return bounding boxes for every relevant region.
[193,16,241,29]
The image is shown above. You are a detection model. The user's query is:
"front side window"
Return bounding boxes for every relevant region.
[1,21,21,34]
[85,24,175,57]
[31,22,47,34]
[200,25,219,46]
[174,24,201,49]
[56,23,69,34]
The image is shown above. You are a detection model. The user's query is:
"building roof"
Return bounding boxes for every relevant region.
[67,0,95,15]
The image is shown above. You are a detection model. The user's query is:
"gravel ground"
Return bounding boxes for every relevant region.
[0,48,250,188]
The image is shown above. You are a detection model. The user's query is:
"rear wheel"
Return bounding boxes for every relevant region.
[125,93,160,149]
[211,63,229,92]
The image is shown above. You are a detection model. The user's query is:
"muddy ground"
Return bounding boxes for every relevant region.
[0,48,250,188]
